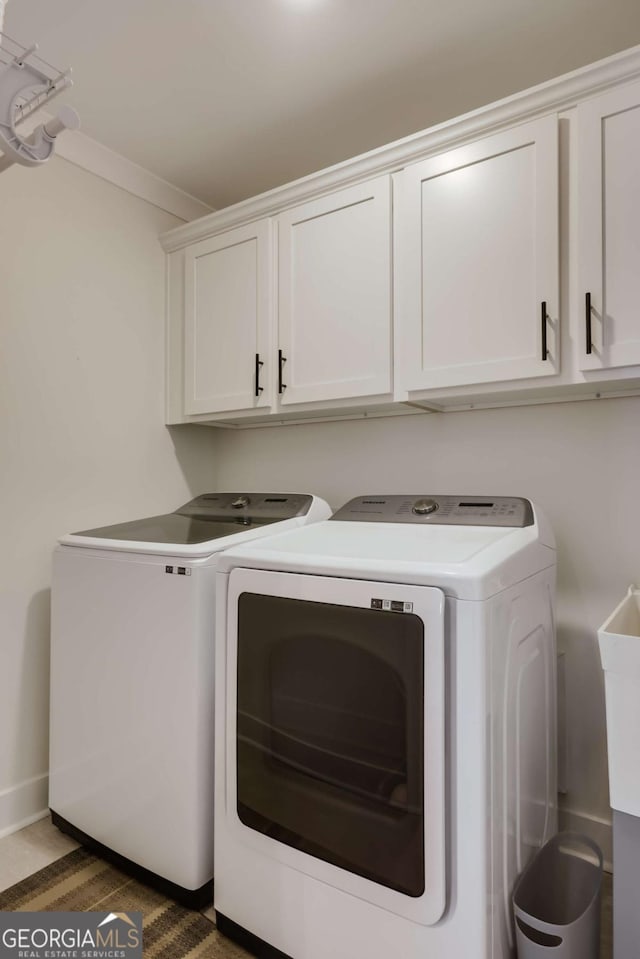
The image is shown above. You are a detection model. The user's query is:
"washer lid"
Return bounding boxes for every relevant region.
[58,493,320,557]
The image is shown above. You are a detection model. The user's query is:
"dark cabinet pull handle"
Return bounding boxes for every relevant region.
[255,353,264,397]
[541,301,548,361]
[278,349,287,394]
[585,292,592,355]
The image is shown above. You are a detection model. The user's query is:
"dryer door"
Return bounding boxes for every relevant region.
[225,568,446,925]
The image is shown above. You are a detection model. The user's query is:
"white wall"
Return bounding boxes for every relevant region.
[210,396,640,861]
[0,156,217,837]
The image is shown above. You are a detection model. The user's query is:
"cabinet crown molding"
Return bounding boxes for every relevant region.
[160,43,640,253]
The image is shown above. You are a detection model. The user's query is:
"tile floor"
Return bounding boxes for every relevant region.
[0,817,614,957]
[0,816,79,892]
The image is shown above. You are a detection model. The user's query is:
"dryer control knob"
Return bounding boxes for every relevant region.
[231,496,250,509]
[412,498,438,516]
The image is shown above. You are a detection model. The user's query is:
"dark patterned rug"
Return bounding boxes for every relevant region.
[0,847,250,958]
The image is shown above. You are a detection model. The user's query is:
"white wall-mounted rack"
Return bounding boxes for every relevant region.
[0,30,79,172]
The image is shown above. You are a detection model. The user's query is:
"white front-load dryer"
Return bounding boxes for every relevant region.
[48,492,330,908]
[214,494,557,958]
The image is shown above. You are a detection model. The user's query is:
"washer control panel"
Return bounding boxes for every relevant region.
[178,493,313,521]
[331,495,534,527]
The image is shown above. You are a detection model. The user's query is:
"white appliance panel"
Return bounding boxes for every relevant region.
[50,547,216,889]
[225,567,446,925]
[217,517,556,600]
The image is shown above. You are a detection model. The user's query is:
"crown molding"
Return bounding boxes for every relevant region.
[55,126,213,222]
[160,43,640,251]
[3,109,214,222]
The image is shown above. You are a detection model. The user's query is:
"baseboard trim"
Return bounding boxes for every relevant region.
[0,774,49,840]
[559,807,613,872]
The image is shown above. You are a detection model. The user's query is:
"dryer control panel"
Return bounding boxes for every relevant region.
[330,495,534,527]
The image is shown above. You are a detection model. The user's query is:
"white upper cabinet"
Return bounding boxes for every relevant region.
[577,81,640,372]
[163,51,640,425]
[183,220,272,415]
[395,117,559,395]
[276,177,392,406]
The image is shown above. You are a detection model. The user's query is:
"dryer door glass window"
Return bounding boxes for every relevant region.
[236,592,425,897]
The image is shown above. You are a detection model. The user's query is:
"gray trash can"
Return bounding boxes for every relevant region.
[512,832,603,958]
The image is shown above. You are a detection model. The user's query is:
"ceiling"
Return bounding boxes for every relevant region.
[5,0,640,210]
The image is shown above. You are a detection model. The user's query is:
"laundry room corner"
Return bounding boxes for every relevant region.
[0,154,218,840]
[209,394,640,866]
[2,4,640,954]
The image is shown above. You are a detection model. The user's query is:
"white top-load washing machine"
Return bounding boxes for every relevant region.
[214,494,557,959]
[49,492,330,908]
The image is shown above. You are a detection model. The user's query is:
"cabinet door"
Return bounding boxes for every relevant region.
[277,177,392,406]
[395,117,559,394]
[183,221,272,415]
[578,82,640,371]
